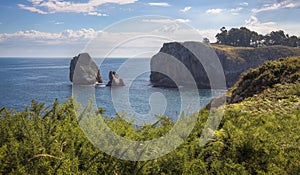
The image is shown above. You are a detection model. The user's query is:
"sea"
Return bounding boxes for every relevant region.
[0,57,224,123]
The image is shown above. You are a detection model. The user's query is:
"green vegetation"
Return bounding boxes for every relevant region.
[211,44,300,63]
[216,27,300,47]
[229,56,300,103]
[1,56,300,174]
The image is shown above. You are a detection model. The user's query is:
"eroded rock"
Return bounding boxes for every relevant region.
[69,53,102,85]
[106,71,125,86]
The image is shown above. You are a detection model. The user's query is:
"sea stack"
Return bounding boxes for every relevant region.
[69,53,103,85]
[106,71,125,86]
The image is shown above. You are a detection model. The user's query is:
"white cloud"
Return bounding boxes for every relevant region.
[196,29,219,43]
[88,11,108,16]
[18,4,48,14]
[245,16,278,34]
[29,0,44,6]
[180,6,191,12]
[18,0,137,15]
[244,16,300,37]
[0,28,98,44]
[148,2,170,7]
[0,28,100,57]
[142,18,190,24]
[252,0,298,13]
[85,27,204,57]
[206,8,223,14]
[245,16,259,26]
[54,22,64,25]
[139,18,190,35]
[230,7,243,12]
[0,16,205,57]
[175,19,190,23]
[49,20,64,25]
[239,2,249,7]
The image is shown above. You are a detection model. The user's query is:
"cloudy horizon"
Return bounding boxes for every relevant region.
[0,0,299,57]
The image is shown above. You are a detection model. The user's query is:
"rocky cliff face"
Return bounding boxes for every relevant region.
[150,42,300,89]
[69,53,102,85]
[150,42,226,89]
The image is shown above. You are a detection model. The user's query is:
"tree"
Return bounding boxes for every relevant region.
[287,35,300,47]
[216,27,228,45]
[216,27,259,47]
[202,37,210,45]
[215,27,300,48]
[265,30,287,46]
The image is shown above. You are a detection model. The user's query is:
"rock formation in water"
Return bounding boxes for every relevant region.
[106,71,125,86]
[69,53,103,85]
[150,41,300,89]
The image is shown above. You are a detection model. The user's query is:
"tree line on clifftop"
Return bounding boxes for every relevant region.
[215,27,300,47]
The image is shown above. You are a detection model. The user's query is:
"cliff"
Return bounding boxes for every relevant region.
[150,42,300,89]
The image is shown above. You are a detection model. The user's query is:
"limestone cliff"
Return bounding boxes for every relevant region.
[150,42,300,89]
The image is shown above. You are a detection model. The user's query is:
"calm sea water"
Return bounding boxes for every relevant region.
[0,58,224,122]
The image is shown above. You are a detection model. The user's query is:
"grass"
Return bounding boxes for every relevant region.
[211,44,300,63]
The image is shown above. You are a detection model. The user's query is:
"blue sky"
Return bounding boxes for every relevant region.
[0,0,299,57]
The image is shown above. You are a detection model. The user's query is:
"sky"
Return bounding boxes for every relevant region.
[0,0,299,57]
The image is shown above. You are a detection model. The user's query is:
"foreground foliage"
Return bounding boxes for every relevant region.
[1,56,300,174]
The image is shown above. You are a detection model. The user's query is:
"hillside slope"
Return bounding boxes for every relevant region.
[206,82,300,174]
[202,56,300,174]
[227,56,300,103]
